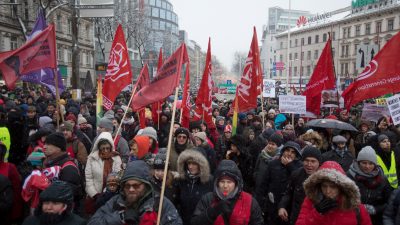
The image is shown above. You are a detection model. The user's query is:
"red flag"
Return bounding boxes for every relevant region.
[302,37,335,115]
[0,25,56,89]
[181,64,191,128]
[131,43,189,111]
[139,109,146,128]
[234,27,263,113]
[157,48,163,70]
[193,38,214,128]
[103,24,133,110]
[343,31,400,110]
[151,48,164,124]
[135,64,150,91]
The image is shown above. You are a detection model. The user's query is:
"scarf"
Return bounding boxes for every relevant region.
[334,147,348,158]
[122,117,135,125]
[186,169,200,181]
[260,149,275,161]
[100,152,114,190]
[348,162,383,189]
[175,141,187,154]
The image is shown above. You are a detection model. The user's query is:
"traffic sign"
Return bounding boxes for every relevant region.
[356,44,379,70]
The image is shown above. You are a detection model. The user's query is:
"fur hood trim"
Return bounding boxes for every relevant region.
[300,131,323,149]
[177,149,211,184]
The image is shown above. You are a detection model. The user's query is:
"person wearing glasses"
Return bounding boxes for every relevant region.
[169,127,194,172]
[85,132,122,215]
[88,160,182,225]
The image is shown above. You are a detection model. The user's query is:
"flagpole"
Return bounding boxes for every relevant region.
[113,84,139,143]
[157,87,179,225]
[53,68,62,129]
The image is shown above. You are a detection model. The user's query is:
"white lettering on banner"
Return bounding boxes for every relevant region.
[305,76,329,91]
[355,75,400,93]
[279,95,306,114]
[237,53,254,103]
[386,94,400,126]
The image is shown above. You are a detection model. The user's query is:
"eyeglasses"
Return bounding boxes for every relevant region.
[124,182,143,190]
[177,135,187,140]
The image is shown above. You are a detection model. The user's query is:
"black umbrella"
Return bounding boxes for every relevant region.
[306,119,358,132]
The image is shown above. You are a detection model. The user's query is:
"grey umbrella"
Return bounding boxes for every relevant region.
[306,119,358,132]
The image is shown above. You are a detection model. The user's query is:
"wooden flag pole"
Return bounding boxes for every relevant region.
[260,95,265,130]
[157,87,179,225]
[53,68,62,129]
[113,85,139,143]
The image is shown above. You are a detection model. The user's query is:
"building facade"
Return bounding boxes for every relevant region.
[274,0,400,91]
[0,1,95,89]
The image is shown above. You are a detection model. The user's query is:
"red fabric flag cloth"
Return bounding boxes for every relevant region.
[302,37,335,115]
[151,48,164,124]
[181,65,191,128]
[157,47,163,70]
[343,31,400,110]
[131,43,189,111]
[103,24,133,110]
[134,64,150,91]
[139,109,146,129]
[234,27,263,113]
[22,170,51,209]
[0,25,56,89]
[193,39,214,128]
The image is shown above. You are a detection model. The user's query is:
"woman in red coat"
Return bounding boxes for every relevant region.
[296,161,372,225]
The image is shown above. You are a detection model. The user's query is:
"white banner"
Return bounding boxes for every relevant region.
[263,79,276,98]
[279,95,306,114]
[386,94,400,125]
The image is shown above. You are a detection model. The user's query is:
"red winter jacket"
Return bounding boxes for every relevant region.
[296,197,372,225]
[0,162,23,223]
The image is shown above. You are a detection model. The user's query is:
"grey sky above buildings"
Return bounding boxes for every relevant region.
[170,0,351,71]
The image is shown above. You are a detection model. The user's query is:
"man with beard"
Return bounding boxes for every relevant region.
[169,127,194,171]
[88,160,182,225]
[22,181,85,225]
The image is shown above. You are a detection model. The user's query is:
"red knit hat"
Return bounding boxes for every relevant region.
[318,161,345,175]
[66,114,77,123]
[133,135,150,159]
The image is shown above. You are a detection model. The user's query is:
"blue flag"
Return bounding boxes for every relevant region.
[20,7,64,95]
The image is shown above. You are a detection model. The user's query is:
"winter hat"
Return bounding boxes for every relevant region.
[332,135,347,143]
[261,128,275,141]
[357,146,377,165]
[60,121,74,132]
[216,116,225,122]
[65,114,77,123]
[268,133,284,146]
[238,113,247,120]
[280,141,301,158]
[103,110,115,120]
[121,160,151,184]
[77,115,87,125]
[153,150,167,170]
[133,135,150,159]
[27,151,46,166]
[268,109,276,114]
[214,160,243,200]
[194,132,207,142]
[39,116,53,128]
[175,127,190,138]
[40,180,73,204]
[45,132,66,152]
[224,125,232,133]
[378,134,389,143]
[142,127,158,141]
[302,146,322,163]
[99,117,114,131]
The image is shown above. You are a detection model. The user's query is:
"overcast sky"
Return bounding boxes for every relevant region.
[170,0,351,70]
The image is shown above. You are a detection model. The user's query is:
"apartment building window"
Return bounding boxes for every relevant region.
[307,51,311,60]
[294,67,298,76]
[280,42,283,49]
[57,48,63,61]
[57,15,62,32]
[345,45,349,57]
[341,63,344,75]
[67,48,72,62]
[307,65,311,76]
[388,19,394,31]
[294,53,298,60]
[353,62,358,75]
[323,33,327,42]
[341,45,345,57]
[347,27,351,38]
[354,44,359,56]
[301,38,304,45]
[314,50,319,59]
[10,36,18,50]
[332,48,335,57]
[289,53,292,60]
[295,39,298,47]
[332,32,336,40]
[301,51,304,60]
[290,40,292,48]
[67,19,72,34]
[345,63,349,75]
[279,55,283,62]
[376,21,382,33]
[365,23,371,35]
[355,25,361,37]
[343,28,347,38]
[24,0,29,20]
[315,35,319,43]
[308,36,312,45]
[86,53,90,67]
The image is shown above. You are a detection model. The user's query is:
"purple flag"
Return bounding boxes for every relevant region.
[20,7,64,95]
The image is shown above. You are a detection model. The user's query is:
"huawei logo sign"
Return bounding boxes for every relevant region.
[356,60,378,81]
[297,16,307,27]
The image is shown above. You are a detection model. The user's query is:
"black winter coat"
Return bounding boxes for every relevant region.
[22,213,86,225]
[191,192,264,225]
[383,189,400,225]
[254,158,302,225]
[278,168,309,225]
[321,149,354,172]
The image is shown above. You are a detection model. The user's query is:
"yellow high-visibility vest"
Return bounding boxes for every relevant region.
[377,152,398,189]
[0,127,11,162]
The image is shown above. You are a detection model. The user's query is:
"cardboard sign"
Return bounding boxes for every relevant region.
[263,79,276,98]
[361,103,390,123]
[279,95,306,114]
[386,94,400,125]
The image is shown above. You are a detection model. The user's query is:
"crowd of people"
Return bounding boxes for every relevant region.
[1,87,400,225]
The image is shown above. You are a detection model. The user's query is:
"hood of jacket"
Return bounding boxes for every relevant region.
[303,161,360,210]
[300,131,323,149]
[177,149,211,184]
[91,132,115,153]
[213,160,243,200]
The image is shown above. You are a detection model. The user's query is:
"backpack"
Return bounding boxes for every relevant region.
[61,159,86,198]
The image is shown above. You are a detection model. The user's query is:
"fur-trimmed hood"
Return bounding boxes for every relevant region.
[300,130,323,149]
[303,161,361,210]
[177,149,211,184]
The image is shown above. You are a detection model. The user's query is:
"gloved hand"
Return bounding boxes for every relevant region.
[124,208,140,224]
[315,198,337,214]
[364,204,376,215]
[206,200,232,220]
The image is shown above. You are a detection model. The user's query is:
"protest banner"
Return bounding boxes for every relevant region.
[361,103,390,122]
[263,79,276,98]
[279,95,306,114]
[386,94,400,125]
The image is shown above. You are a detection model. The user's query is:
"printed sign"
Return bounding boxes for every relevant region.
[279,95,306,114]
[386,94,400,125]
[361,103,390,122]
[263,79,276,98]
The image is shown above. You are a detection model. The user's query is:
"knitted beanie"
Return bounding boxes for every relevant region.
[302,146,322,163]
[45,132,66,152]
[357,146,377,165]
